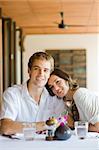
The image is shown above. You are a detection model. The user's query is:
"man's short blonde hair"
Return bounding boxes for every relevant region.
[28,51,54,73]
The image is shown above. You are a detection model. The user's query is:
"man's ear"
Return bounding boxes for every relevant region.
[48,74,50,79]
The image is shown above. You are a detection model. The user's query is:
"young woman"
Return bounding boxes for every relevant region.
[46,68,99,132]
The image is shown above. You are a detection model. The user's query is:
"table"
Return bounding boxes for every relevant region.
[0,132,99,150]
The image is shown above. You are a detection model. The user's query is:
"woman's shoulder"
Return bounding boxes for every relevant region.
[74,87,98,101]
[74,87,88,96]
[77,87,98,95]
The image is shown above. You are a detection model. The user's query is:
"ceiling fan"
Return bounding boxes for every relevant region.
[22,11,96,29]
[57,12,68,29]
[56,11,90,29]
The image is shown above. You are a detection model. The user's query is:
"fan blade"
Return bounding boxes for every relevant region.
[21,25,57,28]
[21,24,98,29]
[67,24,97,27]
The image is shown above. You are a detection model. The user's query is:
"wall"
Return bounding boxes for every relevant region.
[0,19,3,109]
[98,35,99,92]
[23,34,99,92]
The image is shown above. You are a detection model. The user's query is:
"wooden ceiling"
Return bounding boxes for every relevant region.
[0,0,99,35]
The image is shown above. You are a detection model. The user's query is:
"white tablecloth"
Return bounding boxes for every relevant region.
[0,133,99,150]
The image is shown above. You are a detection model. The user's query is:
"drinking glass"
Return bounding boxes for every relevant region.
[23,125,36,140]
[75,121,88,139]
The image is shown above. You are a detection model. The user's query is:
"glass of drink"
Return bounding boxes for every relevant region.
[23,124,36,141]
[75,121,88,139]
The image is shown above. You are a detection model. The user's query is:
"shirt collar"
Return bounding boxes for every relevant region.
[21,81,49,102]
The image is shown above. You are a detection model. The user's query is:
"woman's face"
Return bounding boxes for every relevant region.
[48,75,69,98]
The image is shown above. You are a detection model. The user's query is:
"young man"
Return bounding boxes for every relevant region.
[0,52,65,135]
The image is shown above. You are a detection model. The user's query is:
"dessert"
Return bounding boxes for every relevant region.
[46,117,58,126]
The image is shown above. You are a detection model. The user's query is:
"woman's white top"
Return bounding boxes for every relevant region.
[73,88,99,124]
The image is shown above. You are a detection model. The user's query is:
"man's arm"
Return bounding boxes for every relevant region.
[0,118,46,135]
[88,122,99,132]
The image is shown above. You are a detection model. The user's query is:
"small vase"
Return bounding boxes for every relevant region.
[54,124,71,140]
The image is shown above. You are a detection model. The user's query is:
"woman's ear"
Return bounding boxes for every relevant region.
[28,68,31,78]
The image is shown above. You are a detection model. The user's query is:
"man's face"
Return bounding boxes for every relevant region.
[28,59,51,88]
